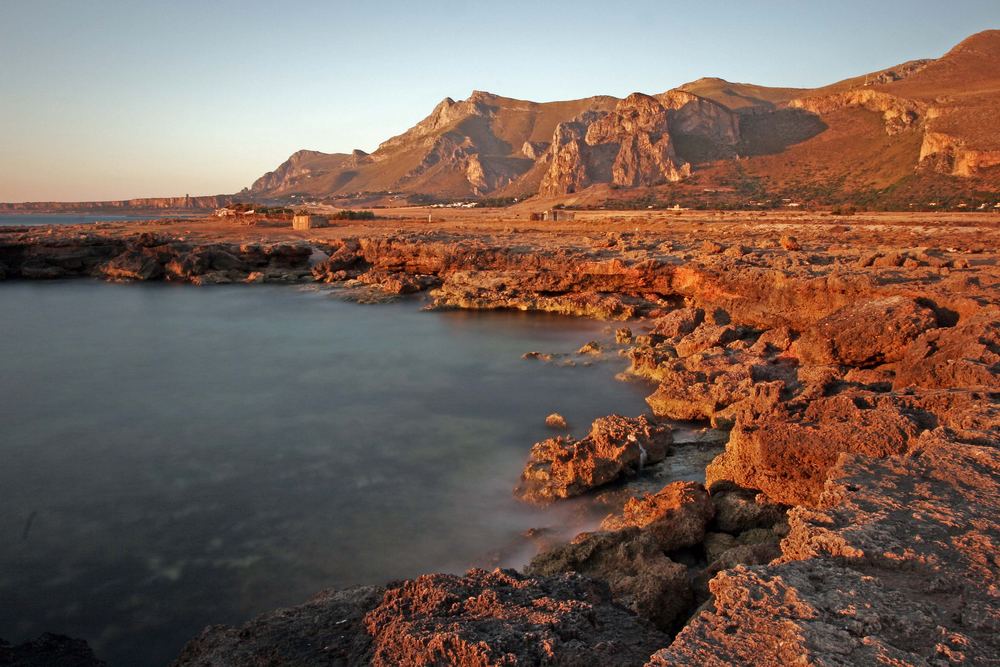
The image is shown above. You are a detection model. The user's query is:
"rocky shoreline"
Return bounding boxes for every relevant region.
[1,211,997,666]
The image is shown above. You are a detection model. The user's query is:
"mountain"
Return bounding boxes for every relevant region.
[245,30,998,207]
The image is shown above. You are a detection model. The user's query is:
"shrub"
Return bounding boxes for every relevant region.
[332,210,376,220]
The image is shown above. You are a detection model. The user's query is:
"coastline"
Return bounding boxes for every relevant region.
[1,209,998,665]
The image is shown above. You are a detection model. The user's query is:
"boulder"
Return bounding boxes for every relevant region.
[545,413,569,429]
[515,415,671,504]
[706,391,927,505]
[674,323,741,358]
[649,308,704,339]
[794,296,938,367]
[779,235,801,251]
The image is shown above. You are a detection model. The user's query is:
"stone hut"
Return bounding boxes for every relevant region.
[542,209,575,222]
[292,214,329,230]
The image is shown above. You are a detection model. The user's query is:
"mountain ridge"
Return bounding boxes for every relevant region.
[4,31,998,211]
[243,30,999,207]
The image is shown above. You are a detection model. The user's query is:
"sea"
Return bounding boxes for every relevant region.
[0,213,186,226]
[0,281,718,665]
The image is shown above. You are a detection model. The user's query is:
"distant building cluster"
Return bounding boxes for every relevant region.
[214,207,255,217]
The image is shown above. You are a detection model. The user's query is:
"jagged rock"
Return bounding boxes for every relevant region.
[311,240,364,282]
[364,568,667,667]
[599,481,715,552]
[649,308,704,339]
[707,386,999,507]
[526,529,692,631]
[515,415,671,504]
[545,413,569,429]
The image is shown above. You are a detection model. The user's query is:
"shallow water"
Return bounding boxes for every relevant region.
[0,213,183,226]
[0,282,670,666]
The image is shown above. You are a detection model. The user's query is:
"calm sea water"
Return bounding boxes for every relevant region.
[0,282,667,666]
[0,213,185,226]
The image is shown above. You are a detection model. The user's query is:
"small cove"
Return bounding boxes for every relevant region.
[0,281,717,666]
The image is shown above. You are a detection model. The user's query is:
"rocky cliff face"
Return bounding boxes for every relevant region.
[539,94,700,196]
[919,128,1000,176]
[788,89,924,135]
[587,93,691,188]
[0,195,233,212]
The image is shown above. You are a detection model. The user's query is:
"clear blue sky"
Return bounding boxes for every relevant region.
[1,0,997,201]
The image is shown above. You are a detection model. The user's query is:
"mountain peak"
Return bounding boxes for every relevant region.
[945,29,1000,57]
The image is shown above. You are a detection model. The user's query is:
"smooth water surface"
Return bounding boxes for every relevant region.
[0,282,655,666]
[0,213,185,226]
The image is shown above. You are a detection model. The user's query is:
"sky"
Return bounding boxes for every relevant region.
[1,0,997,202]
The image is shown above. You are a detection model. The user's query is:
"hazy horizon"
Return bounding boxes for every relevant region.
[1,0,998,202]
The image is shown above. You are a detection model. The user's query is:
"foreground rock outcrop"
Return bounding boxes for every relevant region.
[174,569,667,667]
[652,428,1000,665]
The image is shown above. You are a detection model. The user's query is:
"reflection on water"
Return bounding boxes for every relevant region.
[0,281,666,666]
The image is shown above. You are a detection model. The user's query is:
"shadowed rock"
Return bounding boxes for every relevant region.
[0,634,105,667]
[364,568,667,667]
